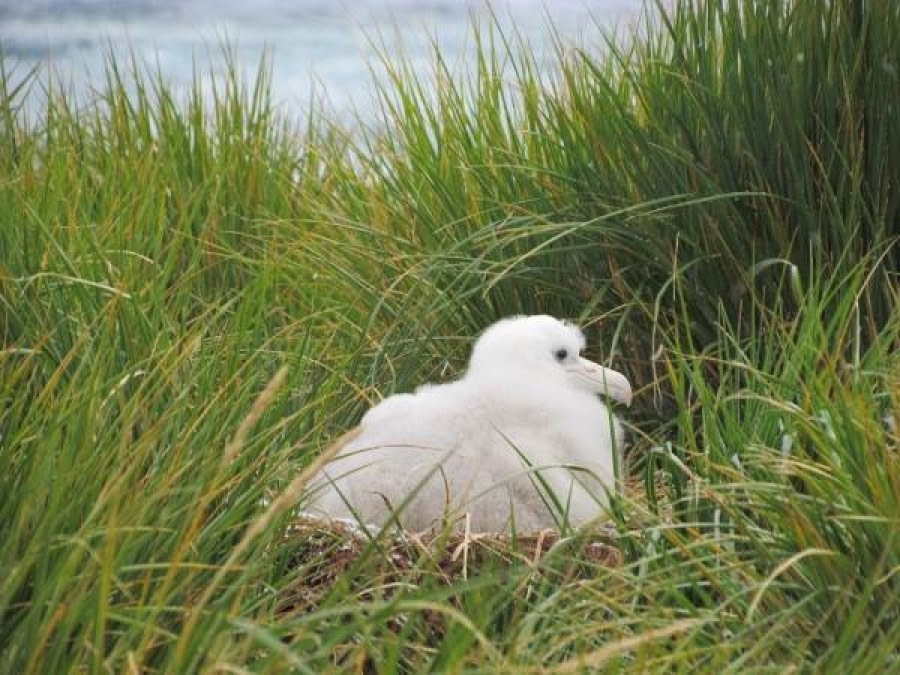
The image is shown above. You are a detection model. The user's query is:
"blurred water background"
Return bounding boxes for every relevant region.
[0,0,642,121]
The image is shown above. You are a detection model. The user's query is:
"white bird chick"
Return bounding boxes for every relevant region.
[305,315,632,534]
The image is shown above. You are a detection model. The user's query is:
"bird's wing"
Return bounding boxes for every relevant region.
[305,383,506,530]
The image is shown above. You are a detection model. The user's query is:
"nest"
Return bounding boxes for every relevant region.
[277,515,624,619]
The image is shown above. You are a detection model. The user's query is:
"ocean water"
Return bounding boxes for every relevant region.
[0,0,643,119]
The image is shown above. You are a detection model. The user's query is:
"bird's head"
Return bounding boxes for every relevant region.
[467,315,632,406]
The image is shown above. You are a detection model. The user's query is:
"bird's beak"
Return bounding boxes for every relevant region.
[569,357,633,406]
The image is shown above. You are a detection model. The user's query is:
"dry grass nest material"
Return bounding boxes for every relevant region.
[278,514,625,618]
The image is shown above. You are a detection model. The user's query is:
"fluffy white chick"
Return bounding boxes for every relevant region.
[304,315,632,533]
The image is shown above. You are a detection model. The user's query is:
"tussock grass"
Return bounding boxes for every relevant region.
[2,0,899,671]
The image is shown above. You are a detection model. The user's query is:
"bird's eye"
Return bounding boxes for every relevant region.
[554,348,568,362]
